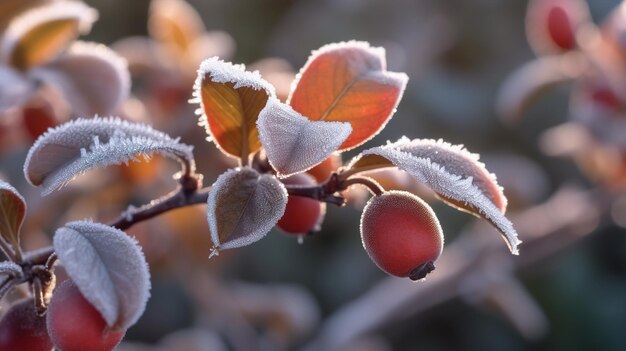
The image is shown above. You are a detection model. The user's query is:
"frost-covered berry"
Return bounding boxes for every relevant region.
[360,190,443,280]
[47,279,125,351]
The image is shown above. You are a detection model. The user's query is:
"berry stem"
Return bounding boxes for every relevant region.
[339,176,384,196]
[409,261,436,281]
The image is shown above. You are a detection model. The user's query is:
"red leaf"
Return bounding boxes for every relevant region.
[288,41,408,151]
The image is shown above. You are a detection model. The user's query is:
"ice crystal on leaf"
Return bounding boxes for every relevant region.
[24,117,194,195]
[257,98,352,178]
[193,57,275,161]
[207,167,287,254]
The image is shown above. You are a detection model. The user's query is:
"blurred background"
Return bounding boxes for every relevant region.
[2,0,626,350]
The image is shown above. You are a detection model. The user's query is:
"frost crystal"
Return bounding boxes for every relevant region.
[349,138,521,254]
[53,220,151,330]
[192,56,276,99]
[257,98,352,177]
[24,117,194,195]
[207,167,287,252]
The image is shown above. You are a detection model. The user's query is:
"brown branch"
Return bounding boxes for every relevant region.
[110,187,210,231]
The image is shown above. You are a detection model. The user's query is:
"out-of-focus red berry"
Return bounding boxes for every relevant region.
[0,298,53,351]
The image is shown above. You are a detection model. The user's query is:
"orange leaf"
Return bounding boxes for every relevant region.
[0,181,26,258]
[1,2,97,70]
[288,41,408,151]
[194,58,275,162]
[0,0,47,33]
[149,0,205,56]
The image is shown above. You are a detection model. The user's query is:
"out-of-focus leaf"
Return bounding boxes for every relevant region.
[346,137,520,254]
[0,66,32,111]
[53,220,151,330]
[288,41,408,151]
[0,2,97,70]
[193,57,275,162]
[149,0,204,56]
[110,36,165,74]
[185,31,235,69]
[30,41,130,115]
[497,54,585,121]
[526,0,591,55]
[257,98,352,177]
[207,167,287,253]
[24,117,194,195]
[602,1,626,55]
[0,0,48,33]
[0,181,26,257]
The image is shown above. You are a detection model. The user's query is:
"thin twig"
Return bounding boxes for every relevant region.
[338,176,384,196]
[0,236,18,263]
[110,187,210,231]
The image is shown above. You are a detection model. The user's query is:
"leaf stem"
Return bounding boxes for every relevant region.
[0,277,15,301]
[286,185,345,206]
[0,237,19,263]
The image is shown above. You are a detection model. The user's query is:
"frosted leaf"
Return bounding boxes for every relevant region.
[194,57,276,91]
[287,40,408,151]
[24,116,194,195]
[0,180,26,255]
[0,261,22,278]
[192,57,275,161]
[0,66,32,111]
[0,1,97,69]
[497,54,584,121]
[207,167,287,252]
[257,98,352,178]
[347,138,520,254]
[53,220,151,330]
[29,41,131,116]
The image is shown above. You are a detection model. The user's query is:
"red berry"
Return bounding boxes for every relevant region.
[546,5,576,50]
[22,100,58,141]
[0,299,53,351]
[526,0,588,54]
[277,173,325,235]
[360,191,443,280]
[47,280,125,351]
